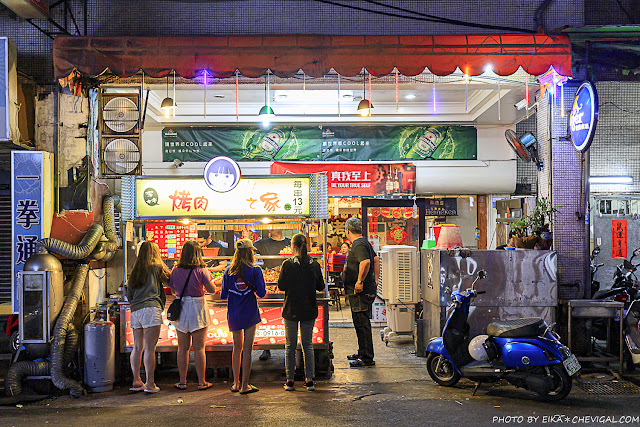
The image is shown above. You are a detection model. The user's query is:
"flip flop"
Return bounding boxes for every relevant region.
[230,386,240,392]
[197,382,213,391]
[175,383,187,390]
[129,386,145,392]
[239,384,259,394]
[144,386,160,393]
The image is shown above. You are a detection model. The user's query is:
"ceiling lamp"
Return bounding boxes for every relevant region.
[259,71,275,126]
[357,71,373,117]
[160,72,176,119]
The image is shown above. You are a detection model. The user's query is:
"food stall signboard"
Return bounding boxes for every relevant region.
[135,176,310,218]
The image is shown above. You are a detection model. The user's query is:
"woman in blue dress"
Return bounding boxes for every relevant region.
[221,239,266,394]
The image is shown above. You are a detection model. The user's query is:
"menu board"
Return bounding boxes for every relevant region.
[145,221,198,259]
[124,304,324,347]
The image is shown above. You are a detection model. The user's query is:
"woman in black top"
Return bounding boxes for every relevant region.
[277,233,325,391]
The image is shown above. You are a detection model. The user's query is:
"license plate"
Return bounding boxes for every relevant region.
[563,354,581,376]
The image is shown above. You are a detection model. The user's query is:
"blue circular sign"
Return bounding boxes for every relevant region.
[569,82,598,152]
[203,156,241,193]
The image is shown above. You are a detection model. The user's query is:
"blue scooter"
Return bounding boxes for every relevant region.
[426,270,580,401]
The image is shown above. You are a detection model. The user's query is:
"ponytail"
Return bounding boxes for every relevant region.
[292,233,311,265]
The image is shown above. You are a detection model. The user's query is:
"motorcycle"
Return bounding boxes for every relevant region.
[623,300,640,371]
[590,246,603,298]
[426,270,579,401]
[592,248,640,344]
[592,247,640,304]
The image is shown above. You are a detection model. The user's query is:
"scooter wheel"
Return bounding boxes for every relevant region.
[426,353,460,387]
[537,364,572,401]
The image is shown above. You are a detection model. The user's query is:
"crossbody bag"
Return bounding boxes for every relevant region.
[167,268,194,322]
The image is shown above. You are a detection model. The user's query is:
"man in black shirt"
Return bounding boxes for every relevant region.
[254,229,291,269]
[197,230,227,272]
[343,217,379,367]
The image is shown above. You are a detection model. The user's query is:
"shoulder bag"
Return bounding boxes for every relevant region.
[167,268,194,322]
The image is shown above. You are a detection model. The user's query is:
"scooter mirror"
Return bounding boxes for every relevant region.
[478,270,487,279]
[593,247,601,255]
[634,248,640,257]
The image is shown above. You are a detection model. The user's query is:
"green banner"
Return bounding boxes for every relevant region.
[162,125,476,162]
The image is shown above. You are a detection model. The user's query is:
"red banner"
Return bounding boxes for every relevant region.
[271,162,416,197]
[612,220,627,259]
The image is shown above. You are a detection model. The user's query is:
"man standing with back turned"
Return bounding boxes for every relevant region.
[343,217,379,367]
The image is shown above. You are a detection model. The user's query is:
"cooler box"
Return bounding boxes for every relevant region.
[202,247,220,257]
[327,254,346,273]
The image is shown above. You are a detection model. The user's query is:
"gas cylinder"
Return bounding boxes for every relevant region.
[84,320,115,392]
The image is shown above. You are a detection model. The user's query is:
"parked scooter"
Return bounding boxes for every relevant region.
[426,270,580,401]
[592,248,640,344]
[623,300,640,371]
[590,246,603,298]
[592,247,640,304]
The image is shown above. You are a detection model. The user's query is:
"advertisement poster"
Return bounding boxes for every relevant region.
[163,126,477,162]
[135,176,310,218]
[612,220,627,259]
[125,304,324,347]
[271,162,415,197]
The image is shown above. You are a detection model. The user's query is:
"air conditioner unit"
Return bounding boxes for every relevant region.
[0,38,17,143]
[99,89,142,177]
[378,245,419,304]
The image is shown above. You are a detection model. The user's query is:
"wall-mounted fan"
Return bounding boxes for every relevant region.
[103,96,140,134]
[505,130,543,171]
[99,89,142,177]
[103,138,141,175]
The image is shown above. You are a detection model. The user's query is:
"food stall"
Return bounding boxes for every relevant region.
[117,173,333,377]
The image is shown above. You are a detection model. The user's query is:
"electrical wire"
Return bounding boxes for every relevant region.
[360,0,536,33]
[312,0,535,33]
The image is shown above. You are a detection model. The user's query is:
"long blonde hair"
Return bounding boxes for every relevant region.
[228,247,255,281]
[129,241,170,289]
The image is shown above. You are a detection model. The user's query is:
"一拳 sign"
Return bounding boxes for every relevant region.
[11,151,53,313]
[135,176,310,218]
[569,82,598,152]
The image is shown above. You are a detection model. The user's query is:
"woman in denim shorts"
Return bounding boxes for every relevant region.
[127,241,170,393]
[169,241,218,391]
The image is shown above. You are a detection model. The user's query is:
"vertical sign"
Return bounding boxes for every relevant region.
[11,152,53,313]
[611,220,627,259]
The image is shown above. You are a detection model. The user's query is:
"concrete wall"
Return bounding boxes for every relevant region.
[1,0,585,84]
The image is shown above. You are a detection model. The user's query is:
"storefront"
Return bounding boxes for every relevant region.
[118,172,334,375]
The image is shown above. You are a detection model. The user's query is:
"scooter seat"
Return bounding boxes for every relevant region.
[487,318,546,338]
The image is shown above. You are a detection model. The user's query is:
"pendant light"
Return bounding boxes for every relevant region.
[258,71,275,126]
[160,71,176,119]
[357,70,373,117]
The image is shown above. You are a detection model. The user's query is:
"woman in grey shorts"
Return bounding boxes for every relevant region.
[127,241,170,393]
[169,241,218,391]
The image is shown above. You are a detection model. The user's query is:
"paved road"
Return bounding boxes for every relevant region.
[1,327,639,427]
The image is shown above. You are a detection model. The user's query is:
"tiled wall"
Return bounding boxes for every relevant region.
[1,0,586,83]
[590,82,640,194]
[538,84,588,299]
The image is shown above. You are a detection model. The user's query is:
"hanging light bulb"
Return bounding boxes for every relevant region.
[357,70,373,117]
[160,73,176,119]
[258,71,275,126]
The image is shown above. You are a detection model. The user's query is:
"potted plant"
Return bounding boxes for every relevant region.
[508,197,558,249]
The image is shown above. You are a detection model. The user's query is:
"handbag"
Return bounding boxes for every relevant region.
[167,268,194,322]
